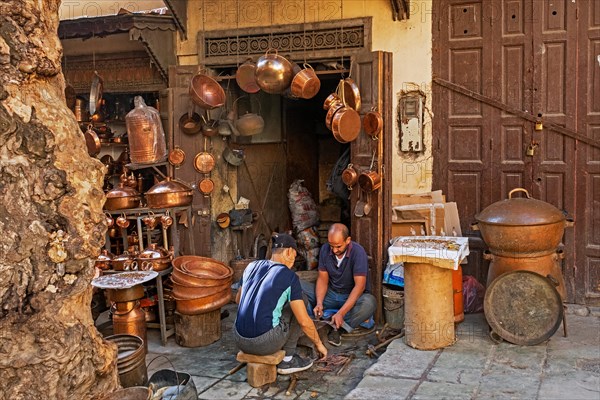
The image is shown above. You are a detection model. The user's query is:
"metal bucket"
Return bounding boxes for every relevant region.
[99,387,151,400]
[382,286,404,330]
[148,369,198,400]
[105,334,148,388]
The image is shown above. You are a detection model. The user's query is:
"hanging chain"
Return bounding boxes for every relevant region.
[340,0,344,76]
[236,0,240,66]
[269,0,274,48]
[303,0,307,64]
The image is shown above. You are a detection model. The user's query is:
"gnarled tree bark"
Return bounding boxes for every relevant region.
[0,1,118,398]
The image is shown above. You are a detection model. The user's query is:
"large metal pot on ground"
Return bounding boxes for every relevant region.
[473,188,574,257]
[145,177,193,209]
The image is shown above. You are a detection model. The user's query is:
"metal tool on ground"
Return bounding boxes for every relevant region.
[228,362,246,375]
[285,374,306,396]
[336,353,355,376]
[366,330,405,358]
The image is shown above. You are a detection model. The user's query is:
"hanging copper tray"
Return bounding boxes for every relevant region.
[193,152,215,174]
[89,72,104,115]
[168,147,186,167]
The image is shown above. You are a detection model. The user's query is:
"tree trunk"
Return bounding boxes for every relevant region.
[0,1,118,398]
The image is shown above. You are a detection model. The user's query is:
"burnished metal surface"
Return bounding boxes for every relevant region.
[145,177,193,209]
[255,49,293,94]
[104,183,141,210]
[484,270,563,346]
[189,73,225,110]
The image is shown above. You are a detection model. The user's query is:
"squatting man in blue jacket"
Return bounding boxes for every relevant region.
[233,233,328,374]
[301,223,377,347]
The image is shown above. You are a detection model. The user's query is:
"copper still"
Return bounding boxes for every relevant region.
[125,96,167,164]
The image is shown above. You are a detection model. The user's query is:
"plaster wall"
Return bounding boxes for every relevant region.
[177,0,433,194]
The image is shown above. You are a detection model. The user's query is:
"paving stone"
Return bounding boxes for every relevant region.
[191,375,221,393]
[344,375,417,400]
[427,367,482,386]
[362,340,439,379]
[476,373,540,399]
[198,379,254,399]
[413,381,477,400]
[538,372,600,400]
[565,304,590,316]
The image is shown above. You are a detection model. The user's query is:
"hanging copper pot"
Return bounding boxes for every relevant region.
[358,170,382,192]
[236,58,260,94]
[254,49,294,94]
[363,108,383,139]
[323,93,341,110]
[193,152,215,174]
[84,124,101,157]
[189,73,226,110]
[331,106,361,143]
[290,63,321,99]
[325,101,344,130]
[341,78,361,111]
[179,112,202,135]
[341,164,359,189]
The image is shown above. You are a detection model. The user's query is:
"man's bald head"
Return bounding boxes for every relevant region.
[328,223,349,240]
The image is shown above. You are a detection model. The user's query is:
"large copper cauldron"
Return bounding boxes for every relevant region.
[473,188,574,257]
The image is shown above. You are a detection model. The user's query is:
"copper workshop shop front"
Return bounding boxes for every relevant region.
[168,17,394,321]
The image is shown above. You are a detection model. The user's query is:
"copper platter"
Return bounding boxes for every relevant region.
[332,107,361,143]
[193,152,215,174]
[198,177,215,195]
[168,147,186,167]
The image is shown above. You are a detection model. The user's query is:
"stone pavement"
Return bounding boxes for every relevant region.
[143,306,599,400]
[346,312,600,400]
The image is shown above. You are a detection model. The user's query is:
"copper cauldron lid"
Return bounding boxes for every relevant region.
[106,183,140,199]
[97,249,114,262]
[476,188,565,226]
[146,177,192,195]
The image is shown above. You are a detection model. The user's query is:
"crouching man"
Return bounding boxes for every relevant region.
[233,233,328,374]
[301,223,377,347]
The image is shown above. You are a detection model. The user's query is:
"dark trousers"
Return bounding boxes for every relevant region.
[300,280,377,333]
[233,302,302,357]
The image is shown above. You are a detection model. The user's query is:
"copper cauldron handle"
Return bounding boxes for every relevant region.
[508,188,530,199]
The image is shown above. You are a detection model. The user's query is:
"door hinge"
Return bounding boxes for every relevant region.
[489,138,493,150]
[576,7,579,20]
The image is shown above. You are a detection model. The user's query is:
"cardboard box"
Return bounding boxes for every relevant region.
[392,220,428,237]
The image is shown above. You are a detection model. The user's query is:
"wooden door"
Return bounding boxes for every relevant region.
[433,0,598,305]
[350,51,393,322]
[576,2,600,306]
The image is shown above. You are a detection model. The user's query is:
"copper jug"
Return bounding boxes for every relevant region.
[112,300,148,352]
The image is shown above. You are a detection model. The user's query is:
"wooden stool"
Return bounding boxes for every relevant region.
[236,350,285,388]
[174,309,221,347]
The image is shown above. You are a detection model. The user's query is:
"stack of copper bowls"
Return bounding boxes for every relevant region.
[171,256,233,315]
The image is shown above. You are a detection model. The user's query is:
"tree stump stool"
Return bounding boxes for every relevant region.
[236,350,285,388]
[174,309,221,347]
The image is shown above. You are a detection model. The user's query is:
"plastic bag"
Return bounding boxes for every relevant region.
[383,262,404,288]
[296,226,320,250]
[298,247,320,270]
[288,180,319,233]
[463,275,485,313]
[125,96,167,164]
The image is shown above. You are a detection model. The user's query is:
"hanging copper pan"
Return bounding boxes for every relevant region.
[84,124,101,156]
[179,112,202,135]
[323,93,341,110]
[325,101,344,130]
[198,177,215,196]
[168,146,186,167]
[341,164,359,188]
[290,63,321,99]
[193,152,215,174]
[331,106,361,143]
[341,78,361,111]
[235,58,260,94]
[363,109,383,139]
[189,73,226,110]
[358,170,381,192]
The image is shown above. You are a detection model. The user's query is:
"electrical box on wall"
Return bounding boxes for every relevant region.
[399,93,424,152]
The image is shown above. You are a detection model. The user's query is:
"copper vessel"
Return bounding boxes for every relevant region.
[189,73,226,109]
[137,243,172,272]
[125,97,167,164]
[173,287,232,315]
[112,251,137,271]
[104,183,141,210]
[145,177,193,209]
[95,249,114,270]
[290,63,321,99]
[473,188,574,257]
[255,49,294,94]
[111,303,149,353]
[107,284,145,303]
[485,249,566,300]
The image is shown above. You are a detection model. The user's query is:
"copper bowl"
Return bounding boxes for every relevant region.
[189,73,226,110]
[172,279,232,300]
[173,287,232,315]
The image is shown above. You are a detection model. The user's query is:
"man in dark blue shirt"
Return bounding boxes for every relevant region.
[233,233,328,374]
[301,223,377,346]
